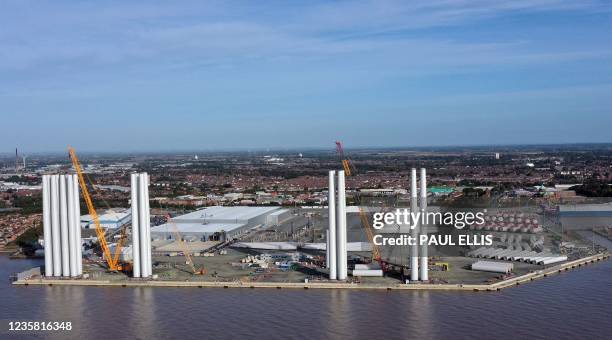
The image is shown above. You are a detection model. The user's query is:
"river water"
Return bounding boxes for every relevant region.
[1,255,611,340]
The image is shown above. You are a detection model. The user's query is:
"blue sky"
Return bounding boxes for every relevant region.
[1,0,612,152]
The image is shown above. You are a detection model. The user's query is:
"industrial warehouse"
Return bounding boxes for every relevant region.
[151,206,291,241]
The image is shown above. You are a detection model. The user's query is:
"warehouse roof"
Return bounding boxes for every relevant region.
[151,222,245,234]
[81,209,130,223]
[268,209,289,217]
[173,206,280,223]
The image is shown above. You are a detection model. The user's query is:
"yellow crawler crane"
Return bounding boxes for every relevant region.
[358,208,381,262]
[334,141,387,270]
[68,147,123,271]
[165,214,206,275]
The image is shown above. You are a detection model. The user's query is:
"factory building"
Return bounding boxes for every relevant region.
[151,206,287,241]
[80,209,131,229]
[266,209,292,226]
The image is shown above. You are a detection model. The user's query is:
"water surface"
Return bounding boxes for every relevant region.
[1,255,611,339]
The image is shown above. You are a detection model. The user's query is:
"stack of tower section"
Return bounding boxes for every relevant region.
[131,173,152,278]
[326,170,348,280]
[42,174,82,277]
[410,168,429,282]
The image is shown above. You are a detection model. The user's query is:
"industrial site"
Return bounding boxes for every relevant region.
[3,2,611,339]
[5,144,611,290]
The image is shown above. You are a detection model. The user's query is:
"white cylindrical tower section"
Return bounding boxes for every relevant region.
[50,175,62,276]
[327,171,337,280]
[67,175,78,277]
[143,173,152,277]
[325,229,330,269]
[42,175,53,277]
[138,174,149,277]
[72,175,82,275]
[59,175,70,277]
[131,173,141,278]
[336,170,347,280]
[410,168,419,282]
[419,168,429,282]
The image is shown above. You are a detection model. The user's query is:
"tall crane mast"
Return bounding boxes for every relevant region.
[165,214,205,275]
[358,209,381,262]
[335,141,352,176]
[68,147,123,271]
[334,142,383,267]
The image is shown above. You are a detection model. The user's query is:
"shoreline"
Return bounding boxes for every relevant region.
[12,253,609,291]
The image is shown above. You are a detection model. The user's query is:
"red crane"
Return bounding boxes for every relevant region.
[335,141,353,176]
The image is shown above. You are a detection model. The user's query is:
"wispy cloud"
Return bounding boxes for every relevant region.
[0,0,608,72]
[1,1,611,150]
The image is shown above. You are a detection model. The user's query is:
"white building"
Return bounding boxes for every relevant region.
[266,209,291,226]
[81,209,132,229]
[151,206,286,241]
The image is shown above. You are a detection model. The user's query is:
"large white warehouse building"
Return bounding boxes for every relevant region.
[80,209,132,229]
[151,206,290,241]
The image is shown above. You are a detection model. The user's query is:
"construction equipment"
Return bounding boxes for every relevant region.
[165,214,206,275]
[335,141,389,271]
[358,208,381,262]
[433,262,449,271]
[68,147,124,271]
[335,141,353,176]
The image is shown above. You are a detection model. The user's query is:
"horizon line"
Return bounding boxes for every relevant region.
[1,142,611,157]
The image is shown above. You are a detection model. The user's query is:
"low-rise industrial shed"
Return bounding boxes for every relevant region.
[151,206,287,241]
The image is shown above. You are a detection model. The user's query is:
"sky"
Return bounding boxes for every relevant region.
[1,0,612,152]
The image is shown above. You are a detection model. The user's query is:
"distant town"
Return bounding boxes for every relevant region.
[2,144,610,253]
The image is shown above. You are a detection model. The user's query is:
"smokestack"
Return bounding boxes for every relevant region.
[336,170,348,280]
[410,168,419,281]
[327,171,337,280]
[419,168,429,281]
